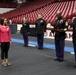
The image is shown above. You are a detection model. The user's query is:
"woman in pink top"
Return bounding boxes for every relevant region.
[0,18,11,67]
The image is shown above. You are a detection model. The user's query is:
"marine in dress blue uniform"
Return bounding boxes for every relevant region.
[52,11,68,62]
[35,14,46,49]
[20,17,29,47]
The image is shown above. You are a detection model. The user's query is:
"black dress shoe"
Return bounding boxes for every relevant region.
[38,48,43,50]
[58,60,64,62]
[40,48,43,50]
[38,48,41,49]
[25,45,28,47]
[23,45,28,47]
[54,58,59,61]
[74,65,76,68]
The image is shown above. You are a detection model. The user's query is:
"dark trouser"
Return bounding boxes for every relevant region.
[22,32,28,46]
[73,39,76,62]
[37,34,44,48]
[55,39,65,60]
[1,42,10,60]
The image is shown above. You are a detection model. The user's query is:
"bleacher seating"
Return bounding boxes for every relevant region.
[0,2,17,8]
[0,0,54,19]
[0,0,76,24]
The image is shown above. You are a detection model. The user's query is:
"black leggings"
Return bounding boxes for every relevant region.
[1,42,10,60]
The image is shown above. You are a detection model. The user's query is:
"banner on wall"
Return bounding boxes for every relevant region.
[44,30,72,41]
[44,23,73,41]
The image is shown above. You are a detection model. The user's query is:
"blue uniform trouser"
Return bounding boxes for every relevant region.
[73,41,76,62]
[55,39,65,60]
[22,32,28,46]
[37,34,44,48]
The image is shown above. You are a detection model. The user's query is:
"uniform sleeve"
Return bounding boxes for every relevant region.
[20,27,23,34]
[53,20,57,29]
[71,18,76,28]
[27,22,30,32]
[43,20,47,32]
[69,18,76,29]
[51,20,55,33]
[59,19,68,32]
[69,23,73,28]
[51,20,57,33]
[35,20,37,31]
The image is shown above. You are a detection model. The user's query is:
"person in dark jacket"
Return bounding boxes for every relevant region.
[35,14,46,49]
[20,17,29,47]
[52,11,68,62]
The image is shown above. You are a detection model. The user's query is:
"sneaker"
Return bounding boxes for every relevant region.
[7,62,11,66]
[2,62,7,67]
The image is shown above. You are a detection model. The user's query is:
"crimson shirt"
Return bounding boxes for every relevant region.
[0,25,11,42]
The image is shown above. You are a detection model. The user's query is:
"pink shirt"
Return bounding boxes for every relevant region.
[0,25,11,42]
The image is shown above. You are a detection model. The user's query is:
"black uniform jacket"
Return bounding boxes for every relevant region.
[35,18,46,34]
[20,22,29,34]
[53,17,67,40]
